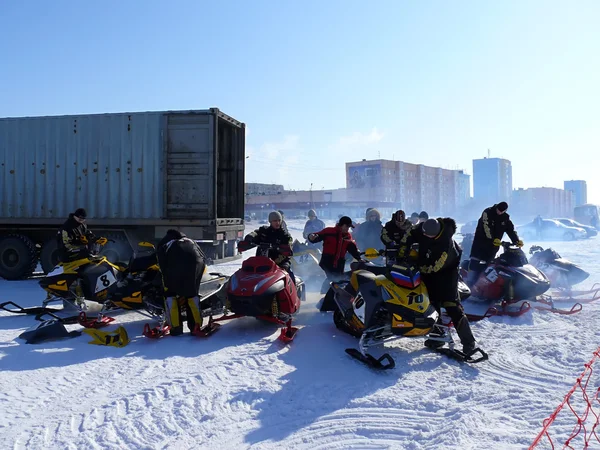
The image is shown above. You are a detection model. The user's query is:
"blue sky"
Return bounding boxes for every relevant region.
[1,1,599,201]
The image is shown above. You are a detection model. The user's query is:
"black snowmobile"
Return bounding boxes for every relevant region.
[528,245,590,290]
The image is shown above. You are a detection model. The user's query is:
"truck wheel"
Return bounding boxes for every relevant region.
[0,234,38,280]
[101,232,132,264]
[40,239,61,273]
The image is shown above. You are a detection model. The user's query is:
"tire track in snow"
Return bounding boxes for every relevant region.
[11,338,289,450]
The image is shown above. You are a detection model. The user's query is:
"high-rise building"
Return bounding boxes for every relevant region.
[472,157,512,205]
[564,180,587,207]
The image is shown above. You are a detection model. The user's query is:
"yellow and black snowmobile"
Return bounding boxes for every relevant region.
[2,238,231,339]
[1,239,164,328]
[330,248,488,369]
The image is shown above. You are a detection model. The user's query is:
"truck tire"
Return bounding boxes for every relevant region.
[40,239,61,274]
[101,232,132,264]
[0,234,38,280]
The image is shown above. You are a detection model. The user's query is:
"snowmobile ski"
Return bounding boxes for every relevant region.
[345,348,396,370]
[0,301,64,316]
[35,310,82,325]
[192,320,221,337]
[424,340,489,364]
[143,322,171,338]
[78,311,116,328]
[83,326,130,347]
[18,319,83,344]
[278,319,299,343]
[532,298,583,315]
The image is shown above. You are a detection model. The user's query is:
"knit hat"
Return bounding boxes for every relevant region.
[422,219,441,237]
[497,202,508,212]
[268,211,283,222]
[74,208,87,219]
[308,209,317,218]
[419,211,429,220]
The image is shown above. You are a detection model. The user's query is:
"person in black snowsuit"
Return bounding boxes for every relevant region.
[381,210,413,249]
[244,211,295,282]
[157,229,207,336]
[466,201,523,287]
[56,208,99,262]
[399,218,478,356]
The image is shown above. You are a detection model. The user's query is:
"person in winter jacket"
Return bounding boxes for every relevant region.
[400,217,479,356]
[307,216,362,278]
[157,229,208,336]
[56,208,99,262]
[353,209,383,251]
[381,210,413,249]
[277,210,289,233]
[466,202,523,287]
[308,216,363,311]
[244,211,294,278]
[302,209,326,240]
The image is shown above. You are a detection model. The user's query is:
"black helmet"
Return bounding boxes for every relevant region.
[393,210,406,222]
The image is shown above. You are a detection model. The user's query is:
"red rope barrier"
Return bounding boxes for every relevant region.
[530,347,600,449]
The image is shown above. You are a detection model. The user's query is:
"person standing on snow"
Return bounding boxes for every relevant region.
[533,215,543,238]
[157,229,208,336]
[354,209,383,251]
[303,209,326,239]
[399,217,480,357]
[308,216,364,310]
[465,201,523,287]
[381,209,413,249]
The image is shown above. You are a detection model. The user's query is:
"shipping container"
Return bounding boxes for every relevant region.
[0,108,246,279]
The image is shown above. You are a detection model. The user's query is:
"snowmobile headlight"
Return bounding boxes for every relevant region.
[254,275,276,293]
[229,274,238,291]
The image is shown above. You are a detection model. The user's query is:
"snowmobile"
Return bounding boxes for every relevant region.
[526,245,600,305]
[528,245,589,289]
[330,248,488,369]
[207,241,306,342]
[1,239,230,339]
[457,242,583,317]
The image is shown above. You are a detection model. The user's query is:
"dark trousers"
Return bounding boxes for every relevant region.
[422,269,475,347]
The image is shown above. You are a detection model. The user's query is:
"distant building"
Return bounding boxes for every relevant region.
[512,187,575,219]
[564,180,587,207]
[245,183,284,196]
[345,159,470,215]
[473,157,512,205]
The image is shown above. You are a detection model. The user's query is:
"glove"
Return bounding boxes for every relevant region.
[95,237,108,246]
[244,235,254,243]
[516,240,524,248]
[493,238,501,247]
[79,235,88,244]
[307,233,317,242]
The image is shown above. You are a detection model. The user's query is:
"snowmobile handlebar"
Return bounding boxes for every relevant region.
[238,240,292,256]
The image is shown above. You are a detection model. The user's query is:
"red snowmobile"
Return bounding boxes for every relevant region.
[459,242,582,318]
[207,241,306,342]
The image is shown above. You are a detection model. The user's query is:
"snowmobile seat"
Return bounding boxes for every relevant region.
[128,251,158,273]
[497,248,528,267]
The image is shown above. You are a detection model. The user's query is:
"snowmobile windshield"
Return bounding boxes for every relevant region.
[497,248,528,267]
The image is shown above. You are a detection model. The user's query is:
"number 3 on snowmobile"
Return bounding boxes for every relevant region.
[330,248,489,369]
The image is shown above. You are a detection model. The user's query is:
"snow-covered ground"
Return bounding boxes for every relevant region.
[1,219,599,449]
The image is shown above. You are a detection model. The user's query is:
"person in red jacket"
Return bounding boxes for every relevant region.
[308,216,363,277]
[308,216,363,311]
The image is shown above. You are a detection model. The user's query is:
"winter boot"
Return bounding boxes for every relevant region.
[424,327,447,349]
[455,316,476,355]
